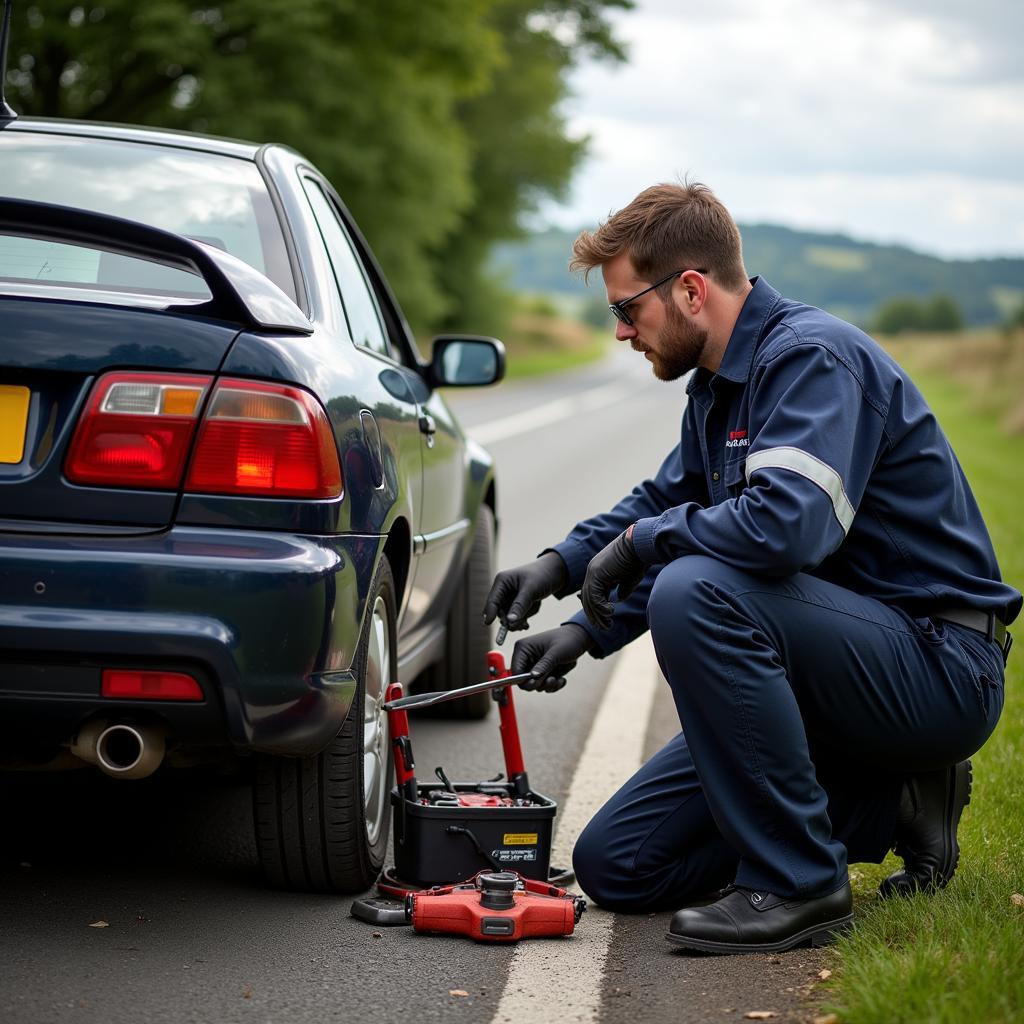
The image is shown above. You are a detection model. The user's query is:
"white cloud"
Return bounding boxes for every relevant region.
[546,0,1024,257]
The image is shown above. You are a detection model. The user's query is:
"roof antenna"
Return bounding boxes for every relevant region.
[0,0,17,124]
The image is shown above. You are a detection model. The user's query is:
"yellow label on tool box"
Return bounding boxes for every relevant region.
[0,385,30,464]
[503,833,539,846]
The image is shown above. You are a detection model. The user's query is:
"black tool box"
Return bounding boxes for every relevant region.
[391,782,556,885]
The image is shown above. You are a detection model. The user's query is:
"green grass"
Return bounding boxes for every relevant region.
[503,341,607,379]
[823,362,1024,1023]
[502,327,608,380]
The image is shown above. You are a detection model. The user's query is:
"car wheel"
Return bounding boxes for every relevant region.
[253,557,396,892]
[426,504,496,720]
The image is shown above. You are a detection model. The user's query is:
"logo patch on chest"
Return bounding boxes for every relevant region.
[726,429,749,449]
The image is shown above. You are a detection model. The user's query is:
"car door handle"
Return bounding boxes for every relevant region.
[418,413,437,448]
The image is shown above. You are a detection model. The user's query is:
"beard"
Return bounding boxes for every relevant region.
[646,300,708,381]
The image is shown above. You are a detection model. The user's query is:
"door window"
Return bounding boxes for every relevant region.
[303,179,390,357]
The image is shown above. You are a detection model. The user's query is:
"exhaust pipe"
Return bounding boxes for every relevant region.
[71,720,165,780]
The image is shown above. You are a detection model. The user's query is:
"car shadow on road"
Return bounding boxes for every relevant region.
[0,767,263,887]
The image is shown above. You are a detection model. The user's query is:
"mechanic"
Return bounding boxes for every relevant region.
[483,182,1019,954]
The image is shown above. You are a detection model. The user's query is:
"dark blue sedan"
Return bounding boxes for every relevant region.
[0,117,504,893]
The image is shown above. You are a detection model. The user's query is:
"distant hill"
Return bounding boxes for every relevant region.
[492,224,1024,328]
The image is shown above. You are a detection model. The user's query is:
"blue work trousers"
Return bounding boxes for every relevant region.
[573,555,1006,911]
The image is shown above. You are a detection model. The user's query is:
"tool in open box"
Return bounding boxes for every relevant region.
[377,650,573,894]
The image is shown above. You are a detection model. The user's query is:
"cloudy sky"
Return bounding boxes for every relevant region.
[544,0,1024,259]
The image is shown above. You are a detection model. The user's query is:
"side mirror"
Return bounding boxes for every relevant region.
[428,336,505,388]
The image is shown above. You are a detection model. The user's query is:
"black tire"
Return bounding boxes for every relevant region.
[426,504,496,719]
[253,557,396,893]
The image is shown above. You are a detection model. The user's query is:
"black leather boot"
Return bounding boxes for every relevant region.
[879,760,972,897]
[667,881,853,954]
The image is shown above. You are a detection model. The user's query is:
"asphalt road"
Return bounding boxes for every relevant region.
[0,346,826,1024]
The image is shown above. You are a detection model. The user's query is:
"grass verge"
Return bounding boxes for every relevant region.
[500,307,608,380]
[821,337,1024,1024]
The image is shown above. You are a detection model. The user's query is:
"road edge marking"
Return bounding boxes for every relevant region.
[471,381,642,445]
[490,635,663,1024]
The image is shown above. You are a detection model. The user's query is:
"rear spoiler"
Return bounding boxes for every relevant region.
[0,197,313,335]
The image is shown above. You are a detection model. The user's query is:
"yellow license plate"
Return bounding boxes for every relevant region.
[0,385,31,464]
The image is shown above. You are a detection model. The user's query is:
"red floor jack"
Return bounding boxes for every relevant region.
[350,652,585,941]
[352,869,585,942]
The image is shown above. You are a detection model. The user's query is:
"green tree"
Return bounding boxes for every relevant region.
[921,294,963,332]
[581,293,611,328]
[1003,300,1024,333]
[4,1,630,333]
[431,0,630,337]
[874,297,927,334]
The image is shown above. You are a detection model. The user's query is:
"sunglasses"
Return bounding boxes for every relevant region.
[609,268,708,326]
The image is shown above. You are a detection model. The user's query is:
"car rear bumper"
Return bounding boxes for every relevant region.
[0,526,381,757]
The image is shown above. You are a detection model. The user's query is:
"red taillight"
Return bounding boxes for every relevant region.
[66,372,211,489]
[66,373,342,499]
[102,669,203,702]
[184,379,342,498]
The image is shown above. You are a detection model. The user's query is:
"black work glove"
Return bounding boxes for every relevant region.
[483,551,568,634]
[580,526,645,632]
[511,623,594,692]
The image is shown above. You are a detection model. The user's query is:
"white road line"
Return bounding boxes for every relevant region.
[490,636,663,1024]
[470,380,643,445]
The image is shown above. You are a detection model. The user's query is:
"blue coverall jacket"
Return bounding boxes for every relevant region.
[553,277,1020,651]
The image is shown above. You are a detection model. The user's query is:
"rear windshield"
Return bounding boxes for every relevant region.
[0,131,295,301]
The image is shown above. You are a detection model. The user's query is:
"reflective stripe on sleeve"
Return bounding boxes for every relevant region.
[745,446,856,534]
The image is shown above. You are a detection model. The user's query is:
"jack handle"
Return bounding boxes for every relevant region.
[384,682,418,804]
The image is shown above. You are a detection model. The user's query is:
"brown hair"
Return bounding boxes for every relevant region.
[570,181,748,293]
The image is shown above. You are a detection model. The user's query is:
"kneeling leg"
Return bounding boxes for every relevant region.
[573,732,737,912]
